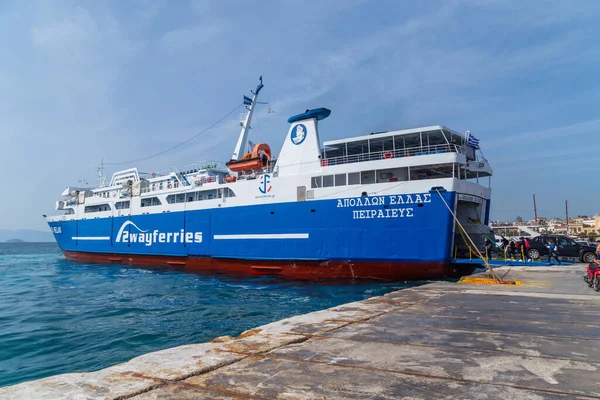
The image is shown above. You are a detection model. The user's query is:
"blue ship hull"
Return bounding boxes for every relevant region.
[48,191,471,280]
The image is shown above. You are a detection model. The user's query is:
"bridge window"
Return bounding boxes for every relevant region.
[348,172,360,185]
[323,175,334,188]
[335,174,346,186]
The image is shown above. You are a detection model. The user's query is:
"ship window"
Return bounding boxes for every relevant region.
[444,129,464,147]
[361,170,375,184]
[369,137,393,154]
[311,176,322,188]
[377,167,408,182]
[409,164,454,181]
[208,193,213,199]
[323,175,334,187]
[141,197,161,207]
[346,140,369,157]
[400,133,421,153]
[334,174,346,186]
[85,203,111,213]
[348,172,360,185]
[167,194,188,204]
[115,201,130,209]
[424,130,446,146]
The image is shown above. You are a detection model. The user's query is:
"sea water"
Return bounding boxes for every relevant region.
[0,242,418,388]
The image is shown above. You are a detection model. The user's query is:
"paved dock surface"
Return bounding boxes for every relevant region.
[2,264,600,399]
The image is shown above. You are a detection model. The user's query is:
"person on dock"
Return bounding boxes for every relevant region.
[507,238,517,260]
[518,237,530,261]
[484,237,494,259]
[546,238,561,265]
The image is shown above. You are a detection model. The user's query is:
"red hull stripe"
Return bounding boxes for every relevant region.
[62,251,474,281]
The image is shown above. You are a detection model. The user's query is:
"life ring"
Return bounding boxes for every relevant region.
[167,184,172,189]
[151,172,156,178]
[383,151,393,159]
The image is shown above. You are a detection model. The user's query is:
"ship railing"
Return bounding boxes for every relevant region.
[139,162,223,181]
[235,165,275,181]
[321,144,462,166]
[180,161,222,175]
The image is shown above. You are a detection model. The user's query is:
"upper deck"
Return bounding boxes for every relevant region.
[321,125,475,166]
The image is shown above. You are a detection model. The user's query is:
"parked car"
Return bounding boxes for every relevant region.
[576,240,591,247]
[525,235,597,263]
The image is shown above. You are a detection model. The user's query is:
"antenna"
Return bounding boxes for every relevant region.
[97,158,107,188]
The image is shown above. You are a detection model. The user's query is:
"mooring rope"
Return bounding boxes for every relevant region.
[434,189,501,282]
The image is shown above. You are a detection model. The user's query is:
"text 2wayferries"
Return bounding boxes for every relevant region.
[46,78,493,280]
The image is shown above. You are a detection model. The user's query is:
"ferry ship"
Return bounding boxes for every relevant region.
[45,78,493,280]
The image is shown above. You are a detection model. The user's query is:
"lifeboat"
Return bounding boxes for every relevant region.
[226,143,271,172]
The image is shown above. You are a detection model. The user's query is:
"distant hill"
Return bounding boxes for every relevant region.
[0,229,55,243]
[6,239,26,243]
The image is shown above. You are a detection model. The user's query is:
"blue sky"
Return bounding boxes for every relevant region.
[1,0,599,231]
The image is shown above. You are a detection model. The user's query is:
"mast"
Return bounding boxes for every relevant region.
[565,200,569,235]
[231,76,264,161]
[532,194,538,221]
[97,158,106,188]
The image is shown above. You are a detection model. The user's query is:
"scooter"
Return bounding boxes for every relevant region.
[584,260,600,291]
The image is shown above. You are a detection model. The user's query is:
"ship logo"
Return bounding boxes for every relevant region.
[116,221,148,242]
[115,220,202,246]
[290,124,307,145]
[259,174,272,194]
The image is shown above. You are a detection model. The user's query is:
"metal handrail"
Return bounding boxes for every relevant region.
[321,144,462,166]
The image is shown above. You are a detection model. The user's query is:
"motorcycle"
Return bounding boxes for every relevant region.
[584,260,600,291]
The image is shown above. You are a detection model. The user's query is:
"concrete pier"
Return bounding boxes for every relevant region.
[2,264,600,399]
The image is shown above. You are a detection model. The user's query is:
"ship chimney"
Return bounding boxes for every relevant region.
[275,108,330,177]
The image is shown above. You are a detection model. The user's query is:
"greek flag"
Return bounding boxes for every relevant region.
[467,133,480,148]
[243,95,252,106]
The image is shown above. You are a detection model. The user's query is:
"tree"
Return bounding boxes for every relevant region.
[515,216,524,223]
